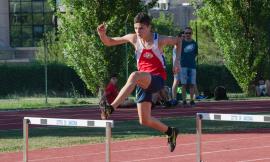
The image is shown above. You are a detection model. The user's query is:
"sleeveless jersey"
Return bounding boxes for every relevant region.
[135,33,167,80]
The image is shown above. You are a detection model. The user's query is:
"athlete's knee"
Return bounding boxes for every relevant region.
[139,118,151,126]
[128,71,140,83]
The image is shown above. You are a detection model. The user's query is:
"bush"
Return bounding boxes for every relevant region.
[0,63,91,97]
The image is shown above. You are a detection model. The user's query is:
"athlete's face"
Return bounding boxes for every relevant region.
[134,23,151,39]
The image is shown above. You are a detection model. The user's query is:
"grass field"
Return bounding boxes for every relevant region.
[0,97,99,110]
[1,116,270,153]
[0,94,269,110]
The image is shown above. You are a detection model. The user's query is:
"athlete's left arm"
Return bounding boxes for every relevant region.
[159,35,181,74]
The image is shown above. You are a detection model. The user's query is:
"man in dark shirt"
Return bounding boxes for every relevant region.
[180,27,198,106]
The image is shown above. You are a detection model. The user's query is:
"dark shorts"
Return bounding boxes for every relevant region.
[136,75,164,103]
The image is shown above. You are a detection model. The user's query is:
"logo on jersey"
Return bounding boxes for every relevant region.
[184,44,195,53]
[143,52,153,59]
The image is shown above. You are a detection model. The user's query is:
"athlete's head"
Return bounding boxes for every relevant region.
[134,12,152,38]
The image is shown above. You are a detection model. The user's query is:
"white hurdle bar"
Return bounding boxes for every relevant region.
[23,117,114,162]
[196,113,270,162]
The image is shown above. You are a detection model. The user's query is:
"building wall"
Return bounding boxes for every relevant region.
[0,0,10,49]
[149,0,195,29]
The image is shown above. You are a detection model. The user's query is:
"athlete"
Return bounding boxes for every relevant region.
[97,12,181,152]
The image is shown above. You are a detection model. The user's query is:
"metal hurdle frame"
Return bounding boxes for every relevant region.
[196,113,270,162]
[23,117,114,162]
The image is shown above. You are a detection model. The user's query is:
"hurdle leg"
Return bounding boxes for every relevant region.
[23,119,29,162]
[106,122,112,162]
[196,114,202,162]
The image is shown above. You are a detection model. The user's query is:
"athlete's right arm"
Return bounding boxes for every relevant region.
[97,23,133,46]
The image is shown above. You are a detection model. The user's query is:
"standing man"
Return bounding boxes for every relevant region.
[97,12,181,152]
[180,27,198,107]
[171,31,185,106]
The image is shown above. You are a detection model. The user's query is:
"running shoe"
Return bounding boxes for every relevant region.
[167,127,179,152]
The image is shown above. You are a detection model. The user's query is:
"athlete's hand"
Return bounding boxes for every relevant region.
[97,22,107,36]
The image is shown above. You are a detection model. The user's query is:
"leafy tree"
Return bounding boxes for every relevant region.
[197,0,270,93]
[55,0,157,95]
[36,31,65,64]
[189,19,224,65]
[152,12,181,63]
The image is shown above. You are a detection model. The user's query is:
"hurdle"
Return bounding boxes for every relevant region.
[23,117,114,162]
[196,113,270,162]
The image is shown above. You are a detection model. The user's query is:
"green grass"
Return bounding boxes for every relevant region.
[0,97,99,110]
[0,93,269,110]
[1,116,270,153]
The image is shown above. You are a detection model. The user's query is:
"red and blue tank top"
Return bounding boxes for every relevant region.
[135,33,167,80]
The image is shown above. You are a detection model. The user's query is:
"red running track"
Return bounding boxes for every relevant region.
[0,100,270,130]
[1,133,270,162]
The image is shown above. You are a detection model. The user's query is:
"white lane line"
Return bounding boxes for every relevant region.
[238,157,270,162]
[123,145,270,162]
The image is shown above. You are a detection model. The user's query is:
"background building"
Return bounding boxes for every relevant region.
[0,0,56,63]
[146,0,196,29]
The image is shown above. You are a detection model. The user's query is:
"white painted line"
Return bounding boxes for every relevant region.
[237,157,270,162]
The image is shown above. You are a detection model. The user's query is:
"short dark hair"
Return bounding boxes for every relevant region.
[185,27,193,31]
[110,74,117,78]
[134,12,151,26]
[178,31,185,37]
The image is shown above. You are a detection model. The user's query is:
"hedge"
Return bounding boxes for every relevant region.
[0,63,90,97]
[0,63,241,97]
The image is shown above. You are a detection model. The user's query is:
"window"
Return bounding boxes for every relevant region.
[32,1,43,13]
[151,2,169,10]
[33,25,44,38]
[9,0,56,47]
[160,3,169,10]
[21,2,32,13]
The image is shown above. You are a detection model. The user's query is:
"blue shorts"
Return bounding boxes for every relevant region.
[136,75,164,103]
[180,67,196,85]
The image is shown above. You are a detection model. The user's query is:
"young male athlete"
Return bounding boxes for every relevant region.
[97,12,181,152]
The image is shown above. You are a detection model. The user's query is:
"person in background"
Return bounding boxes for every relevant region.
[171,31,185,106]
[152,86,172,108]
[100,74,119,105]
[180,27,198,107]
[256,77,267,96]
[266,79,270,96]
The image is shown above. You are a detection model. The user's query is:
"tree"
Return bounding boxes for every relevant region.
[56,0,157,95]
[198,0,270,93]
[152,12,181,64]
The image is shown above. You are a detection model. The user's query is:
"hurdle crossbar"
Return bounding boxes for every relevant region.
[23,117,114,162]
[196,113,270,162]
